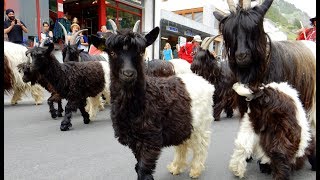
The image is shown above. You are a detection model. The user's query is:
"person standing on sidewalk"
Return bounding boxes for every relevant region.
[4,9,28,44]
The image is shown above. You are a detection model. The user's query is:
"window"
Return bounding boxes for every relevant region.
[106,1,142,31]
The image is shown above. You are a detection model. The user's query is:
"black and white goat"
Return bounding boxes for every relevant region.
[104,26,215,179]
[229,82,316,180]
[4,41,44,105]
[26,43,110,131]
[58,22,110,118]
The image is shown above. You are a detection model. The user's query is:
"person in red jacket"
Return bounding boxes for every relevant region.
[296,17,316,42]
[178,35,202,63]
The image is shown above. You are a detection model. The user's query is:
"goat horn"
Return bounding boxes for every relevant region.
[202,37,214,50]
[133,20,141,33]
[39,37,49,47]
[200,37,210,49]
[108,19,118,34]
[33,37,37,47]
[70,29,88,45]
[58,22,68,45]
[227,0,236,12]
[242,0,251,9]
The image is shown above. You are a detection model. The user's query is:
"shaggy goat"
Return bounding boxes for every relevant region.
[229,82,316,179]
[191,36,238,121]
[145,59,175,77]
[4,41,44,105]
[58,22,110,118]
[26,43,110,131]
[144,58,193,77]
[17,62,63,118]
[104,27,215,179]
[213,0,316,133]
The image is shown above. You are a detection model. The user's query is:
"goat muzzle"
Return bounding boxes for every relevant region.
[120,69,137,83]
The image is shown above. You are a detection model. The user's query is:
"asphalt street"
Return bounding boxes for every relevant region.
[4,92,316,180]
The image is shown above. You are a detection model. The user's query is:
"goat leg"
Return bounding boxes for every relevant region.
[60,101,76,131]
[224,104,234,118]
[57,99,64,117]
[213,99,225,121]
[133,144,161,180]
[47,96,57,119]
[79,99,90,124]
[270,153,291,180]
[307,136,317,171]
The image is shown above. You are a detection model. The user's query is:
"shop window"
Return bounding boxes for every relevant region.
[105,1,142,31]
[119,10,140,29]
[118,3,141,14]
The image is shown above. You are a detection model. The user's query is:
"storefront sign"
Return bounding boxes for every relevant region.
[184,30,193,37]
[166,26,179,33]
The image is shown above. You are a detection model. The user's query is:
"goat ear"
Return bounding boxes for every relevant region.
[145,27,160,47]
[213,11,225,22]
[46,43,54,54]
[257,0,273,16]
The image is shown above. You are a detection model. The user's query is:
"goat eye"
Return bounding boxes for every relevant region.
[110,51,115,56]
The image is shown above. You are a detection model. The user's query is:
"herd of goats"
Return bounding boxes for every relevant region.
[3,0,316,179]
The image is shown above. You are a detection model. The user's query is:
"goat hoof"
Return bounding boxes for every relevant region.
[226,113,233,118]
[83,118,90,124]
[60,123,72,131]
[142,175,154,180]
[246,157,253,162]
[258,161,271,174]
[51,113,58,119]
[308,156,316,171]
[57,113,63,117]
[214,118,220,121]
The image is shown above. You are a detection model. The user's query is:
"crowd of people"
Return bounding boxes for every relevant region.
[3,8,317,63]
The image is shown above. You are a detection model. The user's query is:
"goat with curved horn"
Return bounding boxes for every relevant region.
[39,37,49,47]
[108,19,118,34]
[133,20,140,32]
[200,37,210,49]
[201,37,215,50]
[227,0,236,12]
[69,29,88,45]
[57,22,69,45]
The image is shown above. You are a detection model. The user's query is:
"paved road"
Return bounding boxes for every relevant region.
[4,93,316,180]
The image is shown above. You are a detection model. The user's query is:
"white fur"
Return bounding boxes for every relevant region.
[167,73,215,178]
[230,82,312,178]
[229,112,259,178]
[169,59,193,74]
[264,82,311,157]
[4,41,44,105]
[85,61,110,119]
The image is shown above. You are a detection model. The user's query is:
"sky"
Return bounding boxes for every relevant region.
[283,0,316,17]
